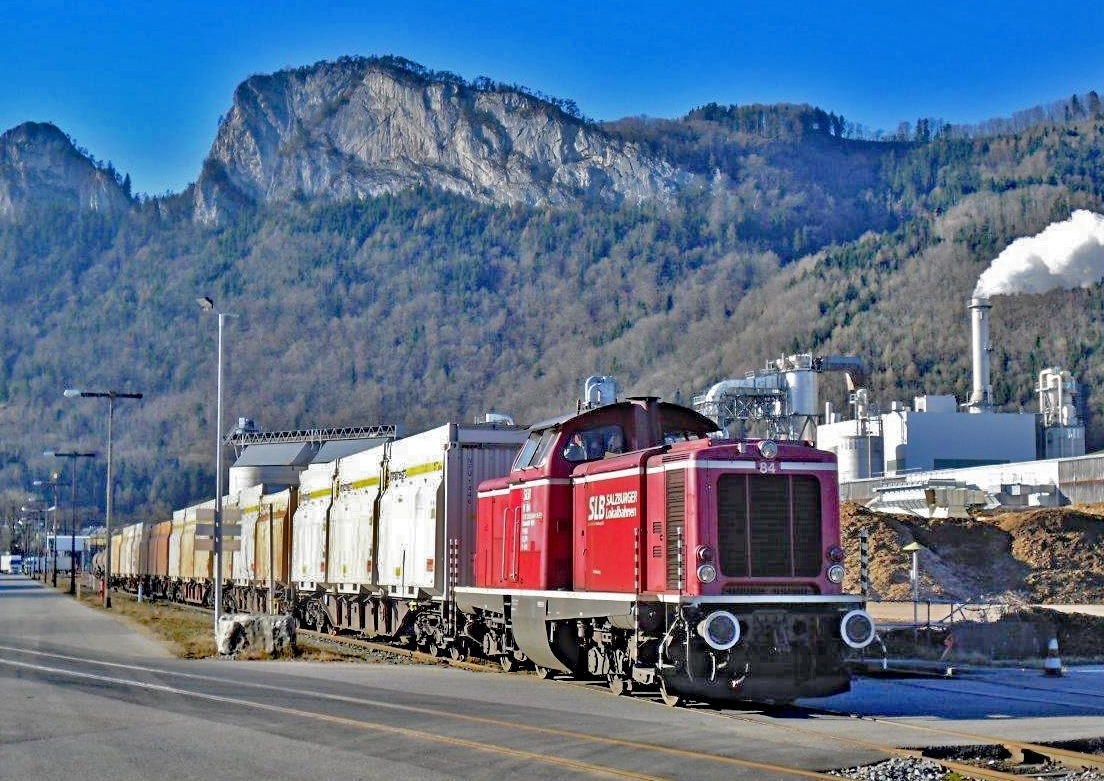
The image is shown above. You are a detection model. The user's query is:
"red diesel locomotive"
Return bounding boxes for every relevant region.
[455,395,874,705]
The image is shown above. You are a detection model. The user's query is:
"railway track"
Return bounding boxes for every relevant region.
[0,642,868,780]
[710,703,1104,781]
[106,591,1104,780]
[296,628,1104,780]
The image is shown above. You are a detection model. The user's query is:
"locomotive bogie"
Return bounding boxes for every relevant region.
[656,597,870,703]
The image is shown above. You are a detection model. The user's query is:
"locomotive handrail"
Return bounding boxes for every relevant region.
[500,507,509,582]
[511,506,522,581]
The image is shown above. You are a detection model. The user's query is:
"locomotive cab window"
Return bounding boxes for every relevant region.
[562,424,626,463]
[663,427,709,444]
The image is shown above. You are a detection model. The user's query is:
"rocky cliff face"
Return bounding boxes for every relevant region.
[0,122,131,219]
[194,57,684,223]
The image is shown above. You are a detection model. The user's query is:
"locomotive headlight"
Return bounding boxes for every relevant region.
[758,440,778,459]
[696,545,714,563]
[827,545,845,563]
[840,609,876,649]
[696,610,741,651]
[827,564,845,583]
[696,563,718,583]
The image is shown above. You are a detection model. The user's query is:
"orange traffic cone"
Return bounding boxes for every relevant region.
[1043,637,1063,676]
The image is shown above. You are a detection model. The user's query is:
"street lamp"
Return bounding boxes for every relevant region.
[34,475,62,585]
[65,388,143,608]
[45,450,96,594]
[902,540,923,628]
[17,507,35,574]
[197,296,237,634]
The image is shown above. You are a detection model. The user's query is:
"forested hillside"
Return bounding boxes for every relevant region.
[1,58,1102,523]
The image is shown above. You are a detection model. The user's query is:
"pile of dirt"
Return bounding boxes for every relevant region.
[841,503,1104,660]
[840,503,1104,604]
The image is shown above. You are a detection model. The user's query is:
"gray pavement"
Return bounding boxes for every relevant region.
[2,572,1103,780]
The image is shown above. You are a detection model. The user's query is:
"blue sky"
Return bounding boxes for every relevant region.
[3,1,1103,196]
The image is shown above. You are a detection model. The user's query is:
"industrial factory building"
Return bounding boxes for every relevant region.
[693,295,1098,516]
[816,393,1038,478]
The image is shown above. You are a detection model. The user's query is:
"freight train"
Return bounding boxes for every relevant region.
[105,381,875,706]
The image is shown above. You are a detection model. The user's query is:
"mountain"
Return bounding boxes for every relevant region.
[0,57,1102,525]
[193,56,682,224]
[0,122,131,219]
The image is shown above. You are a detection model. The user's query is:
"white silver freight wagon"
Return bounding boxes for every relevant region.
[290,460,337,590]
[293,422,525,640]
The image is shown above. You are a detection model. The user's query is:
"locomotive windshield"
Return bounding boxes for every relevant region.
[662,426,710,444]
[562,424,625,463]
[512,428,559,470]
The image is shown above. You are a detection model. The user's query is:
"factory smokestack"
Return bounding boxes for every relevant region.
[974,210,1104,297]
[967,296,992,412]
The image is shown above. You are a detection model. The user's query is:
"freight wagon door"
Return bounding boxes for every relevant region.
[234,486,262,583]
[258,489,293,586]
[168,510,184,580]
[254,506,270,585]
[330,446,384,589]
[291,463,335,587]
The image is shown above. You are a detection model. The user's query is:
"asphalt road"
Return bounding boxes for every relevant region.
[2,573,1102,780]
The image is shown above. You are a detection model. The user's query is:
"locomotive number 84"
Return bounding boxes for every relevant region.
[456,393,875,705]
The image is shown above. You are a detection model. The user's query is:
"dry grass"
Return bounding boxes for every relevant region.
[46,576,342,661]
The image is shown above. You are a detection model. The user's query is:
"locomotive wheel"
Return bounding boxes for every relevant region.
[534,665,556,680]
[423,641,438,657]
[500,655,521,672]
[448,644,467,661]
[658,677,682,707]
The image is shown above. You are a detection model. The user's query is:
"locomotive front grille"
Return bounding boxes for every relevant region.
[716,474,822,578]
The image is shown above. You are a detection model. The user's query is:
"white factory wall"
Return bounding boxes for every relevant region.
[816,397,1038,480]
[882,410,1036,474]
[839,456,1065,505]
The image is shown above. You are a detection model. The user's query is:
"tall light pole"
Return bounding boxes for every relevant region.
[45,450,96,594]
[33,475,61,585]
[197,296,236,634]
[64,389,143,608]
[903,540,923,629]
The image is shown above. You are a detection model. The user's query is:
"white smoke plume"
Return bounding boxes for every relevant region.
[974,209,1104,296]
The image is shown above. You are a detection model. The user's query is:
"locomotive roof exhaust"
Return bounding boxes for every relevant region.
[966,296,992,413]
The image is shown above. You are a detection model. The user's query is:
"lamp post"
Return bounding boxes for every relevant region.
[45,450,96,594]
[34,474,62,585]
[64,388,143,608]
[19,503,42,578]
[902,540,923,629]
[197,296,237,635]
